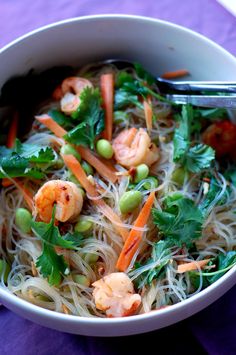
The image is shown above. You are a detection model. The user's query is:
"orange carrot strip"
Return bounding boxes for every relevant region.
[62,154,128,241]
[161,69,189,79]
[116,191,155,272]
[36,114,118,182]
[7,112,18,148]
[143,96,153,132]
[2,113,19,187]
[100,73,114,141]
[13,178,34,211]
[77,146,117,183]
[177,259,210,273]
[35,114,67,138]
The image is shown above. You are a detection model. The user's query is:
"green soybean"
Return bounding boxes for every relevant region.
[119,190,142,214]
[73,274,90,287]
[60,144,81,161]
[143,177,158,190]
[75,218,93,233]
[15,208,32,234]
[134,164,149,183]
[0,259,10,283]
[172,167,188,186]
[96,139,114,159]
[81,161,93,175]
[84,253,99,264]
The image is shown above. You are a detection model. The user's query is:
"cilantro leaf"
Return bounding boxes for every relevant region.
[0,140,55,179]
[36,244,68,286]
[32,208,81,286]
[206,251,236,284]
[0,151,44,179]
[114,89,143,110]
[14,139,55,163]
[64,88,104,149]
[173,105,215,173]
[152,194,204,247]
[130,240,170,289]
[173,105,191,161]
[199,175,228,215]
[184,144,215,173]
[134,62,155,85]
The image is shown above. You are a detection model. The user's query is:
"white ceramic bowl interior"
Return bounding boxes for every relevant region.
[0,15,236,337]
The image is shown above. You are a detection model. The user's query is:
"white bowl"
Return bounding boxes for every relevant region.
[0,15,236,337]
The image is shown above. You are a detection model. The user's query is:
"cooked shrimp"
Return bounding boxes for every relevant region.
[92,272,141,317]
[202,120,236,158]
[34,180,83,223]
[112,127,160,168]
[53,76,93,114]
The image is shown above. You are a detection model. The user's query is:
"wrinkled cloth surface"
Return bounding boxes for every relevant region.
[0,0,236,354]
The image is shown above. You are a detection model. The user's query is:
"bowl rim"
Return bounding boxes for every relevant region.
[0,14,236,326]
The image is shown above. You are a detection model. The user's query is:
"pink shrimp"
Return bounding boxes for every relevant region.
[92,272,141,317]
[112,128,160,168]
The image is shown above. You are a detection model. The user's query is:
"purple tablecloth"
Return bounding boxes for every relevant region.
[0,0,236,354]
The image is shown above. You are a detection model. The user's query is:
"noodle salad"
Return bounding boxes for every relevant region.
[0,62,236,318]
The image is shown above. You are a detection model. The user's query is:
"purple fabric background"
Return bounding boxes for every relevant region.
[0,0,236,354]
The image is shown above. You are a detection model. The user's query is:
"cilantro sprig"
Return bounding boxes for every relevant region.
[173,105,215,173]
[32,208,84,286]
[0,139,55,179]
[64,87,104,149]
[152,193,204,248]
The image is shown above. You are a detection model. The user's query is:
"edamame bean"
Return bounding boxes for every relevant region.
[143,177,158,190]
[60,144,81,161]
[84,253,99,264]
[75,218,93,233]
[96,139,114,159]
[119,191,142,214]
[172,167,188,186]
[15,208,32,234]
[73,274,90,287]
[0,259,10,283]
[81,161,93,175]
[134,164,149,183]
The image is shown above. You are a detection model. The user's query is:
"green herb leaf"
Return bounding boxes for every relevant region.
[14,139,55,163]
[0,140,55,179]
[134,62,155,85]
[206,251,236,284]
[173,105,215,173]
[173,105,191,161]
[184,144,215,173]
[64,88,104,149]
[114,89,143,110]
[199,176,227,215]
[32,208,80,286]
[130,240,170,289]
[152,194,204,247]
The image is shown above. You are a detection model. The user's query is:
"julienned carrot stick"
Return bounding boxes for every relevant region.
[7,112,18,148]
[2,113,19,187]
[143,96,153,132]
[77,146,117,183]
[62,154,128,241]
[177,259,210,273]
[116,191,155,272]
[100,73,114,141]
[36,114,118,183]
[13,178,34,211]
[35,114,67,138]
[161,69,189,79]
